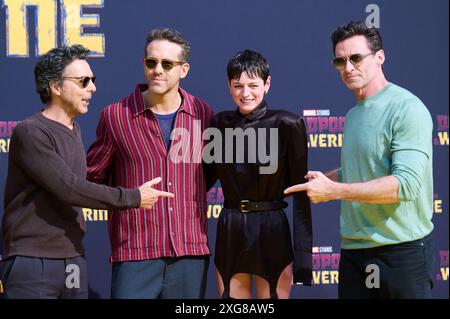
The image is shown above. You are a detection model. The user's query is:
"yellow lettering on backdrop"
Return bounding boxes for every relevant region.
[434,200,442,213]
[437,132,449,145]
[3,0,57,57]
[83,208,108,221]
[61,0,105,56]
[308,134,343,148]
[0,139,10,153]
[3,0,105,57]
[441,267,449,281]
[312,271,339,284]
[207,205,223,219]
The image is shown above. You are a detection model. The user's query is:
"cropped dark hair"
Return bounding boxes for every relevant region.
[144,27,191,61]
[34,45,90,104]
[227,49,270,83]
[331,21,383,55]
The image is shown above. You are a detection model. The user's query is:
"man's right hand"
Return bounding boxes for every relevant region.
[138,177,175,208]
[284,171,338,204]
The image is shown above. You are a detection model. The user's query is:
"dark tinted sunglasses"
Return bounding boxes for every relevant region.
[143,58,185,71]
[331,52,374,69]
[63,76,96,88]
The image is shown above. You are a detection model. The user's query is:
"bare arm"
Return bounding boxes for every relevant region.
[284,171,399,204]
[334,175,398,203]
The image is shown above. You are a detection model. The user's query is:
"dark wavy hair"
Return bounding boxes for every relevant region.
[227,49,270,83]
[331,21,383,55]
[34,45,90,104]
[144,27,191,62]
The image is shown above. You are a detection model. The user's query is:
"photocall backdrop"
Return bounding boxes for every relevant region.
[0,0,448,299]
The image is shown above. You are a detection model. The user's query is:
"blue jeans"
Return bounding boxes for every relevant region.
[0,255,88,299]
[111,256,209,299]
[339,232,435,299]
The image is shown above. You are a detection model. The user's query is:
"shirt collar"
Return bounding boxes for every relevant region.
[233,99,268,126]
[133,84,195,118]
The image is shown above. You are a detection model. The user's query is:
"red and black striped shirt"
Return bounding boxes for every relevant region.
[86,84,214,262]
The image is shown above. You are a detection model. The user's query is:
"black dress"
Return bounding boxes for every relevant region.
[205,101,312,298]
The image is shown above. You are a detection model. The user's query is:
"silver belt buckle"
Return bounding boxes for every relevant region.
[240,200,250,213]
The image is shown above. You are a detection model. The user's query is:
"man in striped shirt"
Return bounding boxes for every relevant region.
[86,28,214,299]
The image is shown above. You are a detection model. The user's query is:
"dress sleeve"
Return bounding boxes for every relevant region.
[286,117,313,285]
[13,122,140,210]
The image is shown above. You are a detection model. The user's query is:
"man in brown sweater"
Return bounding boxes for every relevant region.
[0,45,174,299]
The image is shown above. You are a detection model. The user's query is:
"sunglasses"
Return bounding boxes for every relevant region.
[63,76,96,88]
[331,52,375,69]
[143,58,185,71]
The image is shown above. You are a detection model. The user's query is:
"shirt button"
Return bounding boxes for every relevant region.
[169,207,173,212]
[168,182,172,186]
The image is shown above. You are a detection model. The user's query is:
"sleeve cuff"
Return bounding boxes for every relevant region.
[126,188,141,208]
[293,249,312,286]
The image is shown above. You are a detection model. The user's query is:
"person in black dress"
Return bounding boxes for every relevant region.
[205,50,312,299]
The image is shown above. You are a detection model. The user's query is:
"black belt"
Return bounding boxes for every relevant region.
[223,199,288,213]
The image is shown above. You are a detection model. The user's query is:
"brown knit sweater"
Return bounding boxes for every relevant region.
[2,112,140,259]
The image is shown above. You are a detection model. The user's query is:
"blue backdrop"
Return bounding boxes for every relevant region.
[0,0,448,299]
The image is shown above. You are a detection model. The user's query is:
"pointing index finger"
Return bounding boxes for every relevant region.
[156,190,175,198]
[284,182,309,194]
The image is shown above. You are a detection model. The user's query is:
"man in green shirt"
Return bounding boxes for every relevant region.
[285,21,434,299]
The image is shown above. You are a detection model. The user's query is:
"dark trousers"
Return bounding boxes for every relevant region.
[0,255,88,299]
[339,233,435,299]
[111,256,209,299]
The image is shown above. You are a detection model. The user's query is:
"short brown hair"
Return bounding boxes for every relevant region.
[144,27,191,61]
